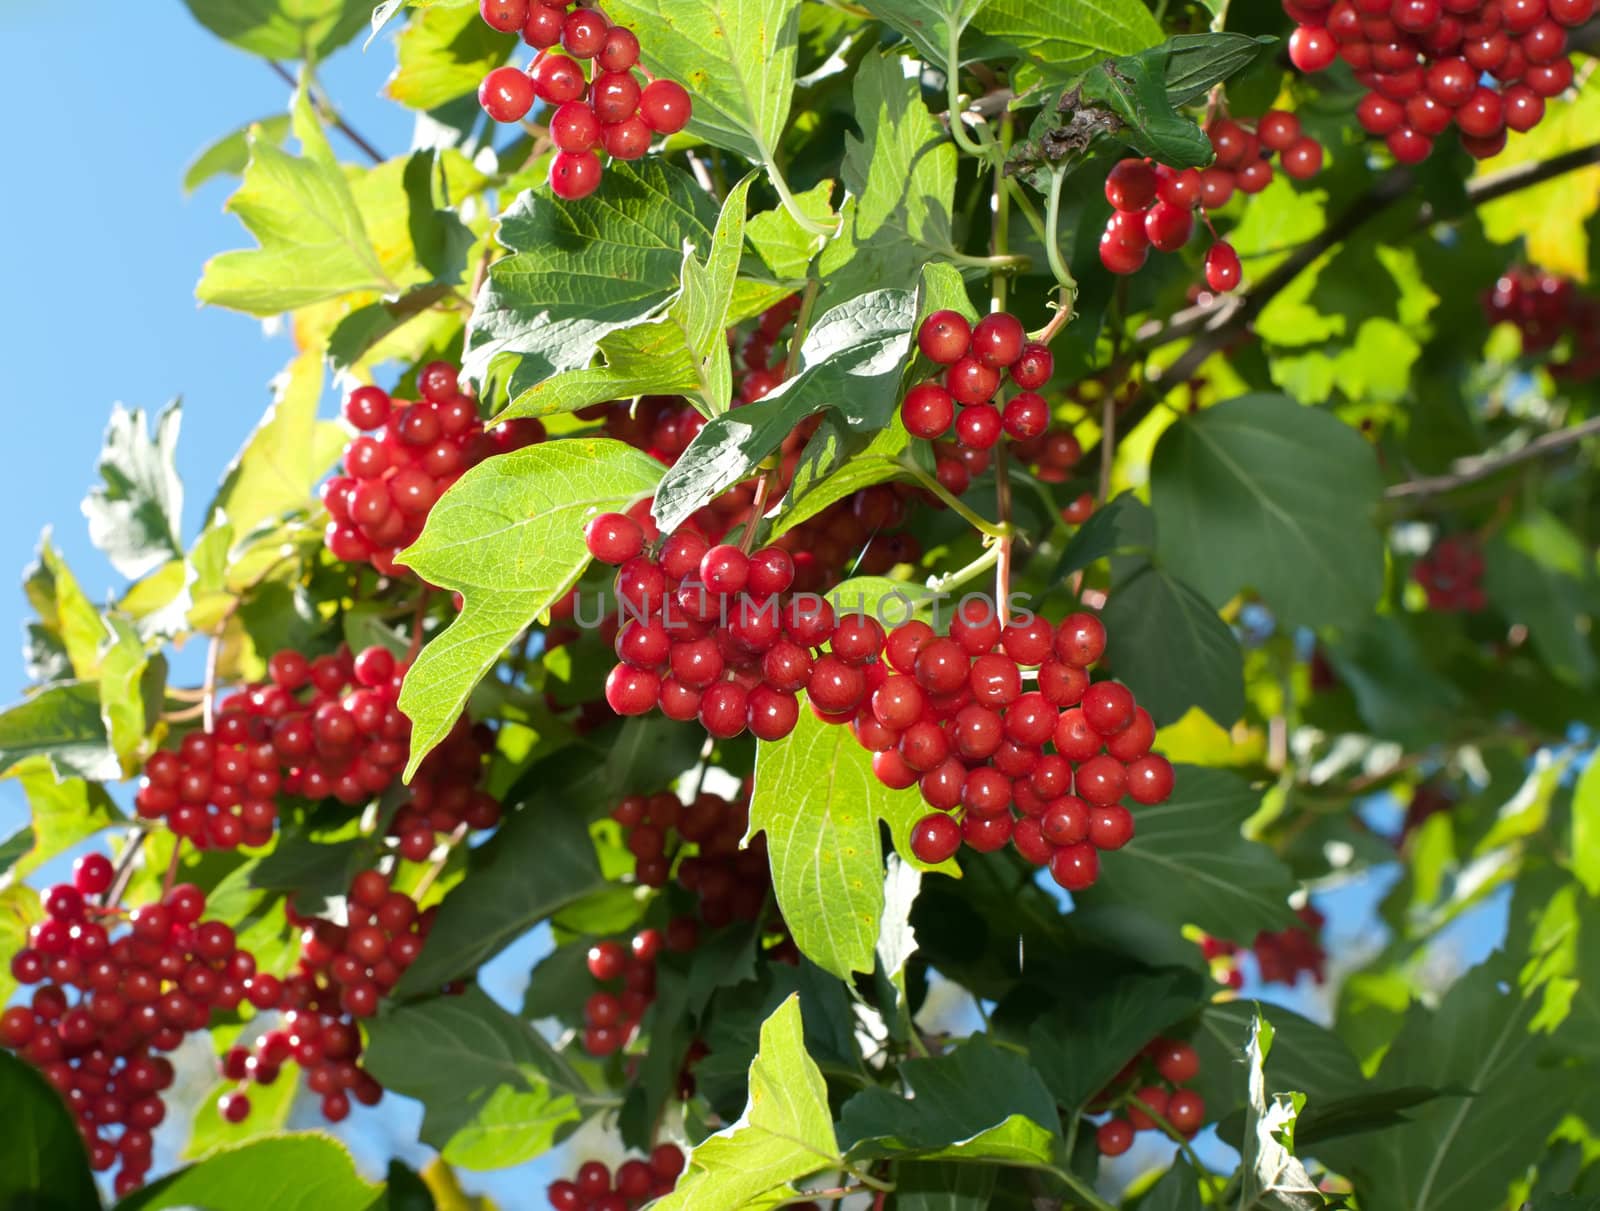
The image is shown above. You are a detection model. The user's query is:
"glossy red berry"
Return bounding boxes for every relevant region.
[531,53,586,103]
[918,310,971,364]
[971,312,1026,368]
[1289,25,1338,70]
[1010,342,1054,388]
[1204,242,1242,293]
[1105,159,1159,211]
[550,101,602,152]
[910,813,962,863]
[585,512,644,563]
[478,66,535,123]
[480,0,530,33]
[550,151,603,200]
[639,80,693,134]
[902,383,955,438]
[1097,1118,1134,1156]
[1144,200,1194,252]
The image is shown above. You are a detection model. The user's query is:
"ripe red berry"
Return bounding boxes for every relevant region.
[1153,1039,1201,1084]
[561,8,608,57]
[955,404,1002,451]
[550,151,603,200]
[1167,1089,1207,1135]
[945,356,1000,405]
[1257,110,1301,151]
[918,310,971,364]
[1385,126,1433,164]
[598,26,641,71]
[531,52,586,103]
[1281,137,1324,180]
[1144,200,1194,252]
[585,512,643,564]
[1126,754,1176,804]
[602,117,653,160]
[1010,342,1054,389]
[478,66,535,123]
[1288,25,1338,70]
[480,0,530,33]
[639,80,693,134]
[1055,612,1106,668]
[902,382,955,438]
[522,2,564,47]
[1082,682,1136,736]
[971,312,1025,368]
[1088,803,1134,850]
[73,853,114,896]
[1104,158,1158,212]
[1049,842,1100,891]
[1204,242,1242,293]
[344,385,391,431]
[1157,166,1202,208]
[550,101,602,152]
[1002,392,1050,440]
[1097,1118,1134,1156]
[591,71,643,125]
[910,813,962,863]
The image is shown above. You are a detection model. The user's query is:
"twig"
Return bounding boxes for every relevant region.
[267,60,385,165]
[413,821,471,900]
[742,471,776,554]
[104,827,150,911]
[783,278,821,382]
[1385,416,1600,500]
[202,631,223,734]
[159,843,184,898]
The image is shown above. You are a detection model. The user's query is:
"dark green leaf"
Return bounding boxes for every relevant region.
[1483,511,1600,689]
[394,795,607,997]
[1164,33,1279,105]
[1193,1000,1368,1127]
[839,1035,1061,1164]
[1077,766,1298,939]
[1082,49,1214,168]
[1142,1157,1205,1211]
[1150,395,1385,630]
[972,0,1163,94]
[1028,967,1205,1114]
[0,1050,100,1211]
[403,149,474,282]
[1104,562,1245,727]
[1322,616,1465,746]
[82,403,184,579]
[363,987,585,1169]
[464,161,717,402]
[1054,492,1156,577]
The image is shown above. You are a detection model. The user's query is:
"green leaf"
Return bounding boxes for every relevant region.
[0,683,119,783]
[1164,33,1278,105]
[363,987,585,1169]
[198,88,395,315]
[327,283,460,374]
[1103,563,1245,728]
[0,888,42,1008]
[840,1035,1061,1165]
[185,1071,299,1160]
[972,0,1163,94]
[403,149,474,282]
[388,3,507,110]
[654,996,843,1211]
[1054,491,1155,577]
[750,699,955,980]
[600,0,802,164]
[651,288,916,534]
[668,173,756,416]
[495,320,703,422]
[1318,961,1584,1211]
[184,114,292,194]
[0,1047,99,1211]
[1321,616,1465,747]
[98,616,156,771]
[464,161,718,401]
[1027,967,1205,1114]
[1150,395,1385,630]
[1193,1001,1368,1125]
[1483,510,1600,689]
[82,403,184,579]
[747,184,835,281]
[7,758,124,884]
[1082,48,1213,168]
[1143,1157,1205,1211]
[208,349,344,535]
[1573,757,1600,898]
[179,0,370,61]
[115,1134,381,1211]
[856,0,991,65]
[394,796,606,996]
[396,439,664,775]
[894,1163,999,1211]
[818,51,957,306]
[35,539,103,681]
[1238,1015,1327,1211]
[1076,766,1297,940]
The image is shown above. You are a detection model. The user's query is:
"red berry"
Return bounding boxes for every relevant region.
[1049,842,1100,891]
[550,101,602,152]
[1289,25,1338,70]
[602,117,653,160]
[585,512,643,563]
[1257,110,1301,151]
[522,3,565,47]
[918,310,971,364]
[591,71,643,125]
[1204,242,1242,293]
[73,853,114,896]
[1126,753,1175,804]
[1144,200,1194,251]
[1088,803,1134,850]
[902,382,955,438]
[955,404,1002,451]
[479,66,535,123]
[1010,342,1054,388]
[1082,682,1135,736]
[1167,1089,1207,1135]
[945,356,1000,405]
[1281,137,1324,180]
[1105,158,1158,211]
[344,386,391,431]
[598,26,641,71]
[550,151,603,200]
[1157,166,1202,208]
[639,80,692,134]
[971,312,1026,368]
[1002,392,1050,440]
[530,53,586,103]
[1154,1040,1200,1084]
[561,8,608,57]
[605,665,660,716]
[1386,126,1433,163]
[1076,755,1128,805]
[1097,1118,1134,1156]
[480,0,530,33]
[1055,612,1106,667]
[910,813,962,863]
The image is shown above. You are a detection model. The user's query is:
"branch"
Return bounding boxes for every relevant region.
[1385,415,1600,501]
[268,60,385,165]
[1106,139,1600,459]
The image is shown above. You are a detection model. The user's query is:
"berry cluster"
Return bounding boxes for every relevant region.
[733,294,803,404]
[2,861,268,1196]
[1201,905,1328,988]
[613,791,769,926]
[1201,113,1326,197]
[547,1146,688,1211]
[217,871,434,1127]
[1412,534,1486,612]
[1285,0,1589,161]
[389,717,502,858]
[1098,158,1242,294]
[1093,1037,1207,1156]
[581,926,692,1056]
[901,310,1056,450]
[1484,267,1600,381]
[803,606,1174,891]
[476,2,693,199]
[324,363,544,577]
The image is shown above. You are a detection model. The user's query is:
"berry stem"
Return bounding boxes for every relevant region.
[765,155,835,236]
[1041,163,1081,309]
[158,841,184,899]
[924,542,1000,594]
[741,470,776,554]
[994,444,1014,626]
[944,22,992,159]
[405,591,434,664]
[1123,1092,1227,1204]
[897,459,1010,539]
[991,114,1013,313]
[1385,414,1600,503]
[103,826,150,912]
[783,278,822,381]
